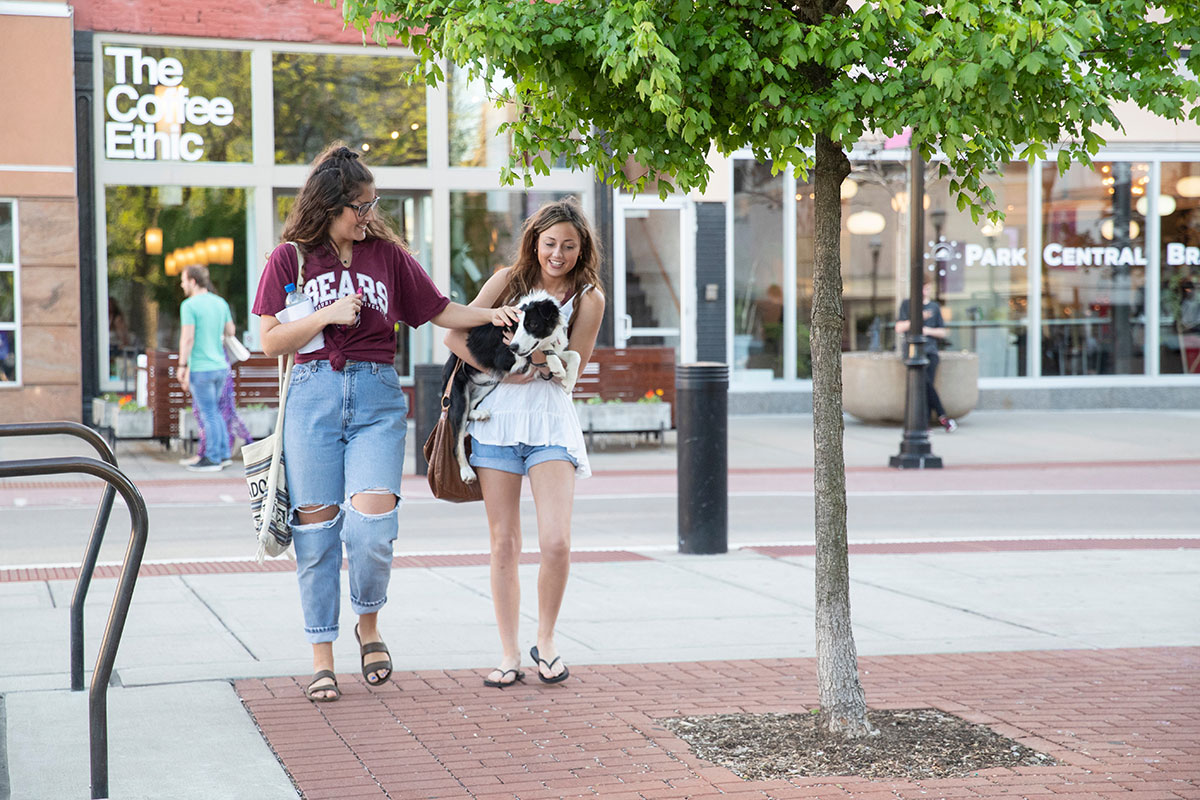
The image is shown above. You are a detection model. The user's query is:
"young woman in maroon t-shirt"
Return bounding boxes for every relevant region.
[253,143,516,702]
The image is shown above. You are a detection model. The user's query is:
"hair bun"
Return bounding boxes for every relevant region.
[331,146,359,161]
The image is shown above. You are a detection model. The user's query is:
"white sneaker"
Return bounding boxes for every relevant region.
[178,455,202,467]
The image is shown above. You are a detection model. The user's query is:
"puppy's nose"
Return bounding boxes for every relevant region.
[508,343,520,352]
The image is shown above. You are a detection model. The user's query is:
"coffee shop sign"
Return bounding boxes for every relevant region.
[965,243,1200,268]
[104,46,233,162]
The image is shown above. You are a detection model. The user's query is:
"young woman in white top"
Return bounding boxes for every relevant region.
[444,198,605,686]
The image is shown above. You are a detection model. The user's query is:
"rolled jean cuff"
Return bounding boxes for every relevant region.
[349,594,387,615]
[304,624,339,644]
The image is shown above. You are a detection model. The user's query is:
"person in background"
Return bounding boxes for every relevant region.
[177,265,235,470]
[445,198,605,688]
[179,359,254,467]
[895,279,957,432]
[253,142,518,702]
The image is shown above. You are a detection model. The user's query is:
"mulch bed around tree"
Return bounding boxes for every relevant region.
[659,708,1056,781]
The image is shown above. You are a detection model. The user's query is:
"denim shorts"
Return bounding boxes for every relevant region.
[468,440,578,476]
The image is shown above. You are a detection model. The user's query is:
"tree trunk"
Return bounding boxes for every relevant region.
[811,132,874,738]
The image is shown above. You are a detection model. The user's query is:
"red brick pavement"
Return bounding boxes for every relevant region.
[236,647,1200,800]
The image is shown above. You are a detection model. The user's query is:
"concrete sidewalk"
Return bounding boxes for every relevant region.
[2,410,1199,799]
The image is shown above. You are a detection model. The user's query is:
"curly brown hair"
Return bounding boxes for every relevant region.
[279,142,405,255]
[502,197,603,324]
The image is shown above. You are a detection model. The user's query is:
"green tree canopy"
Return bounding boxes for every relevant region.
[340,0,1198,213]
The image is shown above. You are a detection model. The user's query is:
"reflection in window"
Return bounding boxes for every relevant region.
[1041,161,1147,376]
[105,186,248,388]
[924,163,1029,377]
[449,191,574,305]
[0,201,15,383]
[448,64,515,168]
[1159,163,1200,374]
[624,208,681,349]
[273,190,433,376]
[101,45,252,163]
[733,161,783,377]
[273,52,426,166]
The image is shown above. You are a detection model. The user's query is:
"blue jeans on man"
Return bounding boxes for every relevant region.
[190,368,231,464]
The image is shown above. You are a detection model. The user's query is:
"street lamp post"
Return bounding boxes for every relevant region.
[868,236,883,351]
[890,149,942,469]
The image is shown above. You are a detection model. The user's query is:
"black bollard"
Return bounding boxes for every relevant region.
[413,363,445,476]
[676,362,728,554]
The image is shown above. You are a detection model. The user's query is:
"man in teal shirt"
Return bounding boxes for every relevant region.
[178,265,235,471]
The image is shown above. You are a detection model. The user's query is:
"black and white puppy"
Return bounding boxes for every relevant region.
[443,289,581,483]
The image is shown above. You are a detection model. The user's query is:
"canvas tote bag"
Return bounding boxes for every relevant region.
[243,242,305,560]
[422,359,484,503]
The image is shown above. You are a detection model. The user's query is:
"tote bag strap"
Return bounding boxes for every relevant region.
[255,242,306,549]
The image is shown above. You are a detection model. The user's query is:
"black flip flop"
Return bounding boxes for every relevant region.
[483,668,525,688]
[354,624,392,686]
[529,645,570,684]
[305,670,340,702]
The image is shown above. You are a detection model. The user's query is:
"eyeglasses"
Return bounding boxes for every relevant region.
[346,197,380,219]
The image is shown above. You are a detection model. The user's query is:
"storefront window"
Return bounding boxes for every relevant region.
[449,191,574,305]
[448,64,515,168]
[273,190,432,376]
[105,186,248,387]
[925,163,1029,377]
[733,161,783,377]
[1159,162,1200,375]
[0,201,17,384]
[1041,161,1147,376]
[273,52,426,166]
[839,162,907,357]
[101,44,251,163]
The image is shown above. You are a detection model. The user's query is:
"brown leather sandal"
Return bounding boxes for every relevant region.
[305,670,340,702]
[354,624,392,686]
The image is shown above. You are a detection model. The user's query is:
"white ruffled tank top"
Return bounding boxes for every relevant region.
[467,288,591,478]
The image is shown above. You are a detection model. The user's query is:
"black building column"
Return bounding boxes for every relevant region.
[694,202,727,363]
[75,31,98,417]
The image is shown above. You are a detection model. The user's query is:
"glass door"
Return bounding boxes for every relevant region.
[614,198,694,360]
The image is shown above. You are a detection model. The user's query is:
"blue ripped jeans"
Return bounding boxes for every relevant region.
[282,360,408,643]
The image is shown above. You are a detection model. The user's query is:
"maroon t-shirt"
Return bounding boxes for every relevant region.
[252,239,449,368]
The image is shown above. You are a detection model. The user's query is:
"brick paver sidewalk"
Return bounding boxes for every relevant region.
[236,647,1199,800]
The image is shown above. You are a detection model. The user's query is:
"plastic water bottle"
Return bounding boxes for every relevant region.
[276,282,325,354]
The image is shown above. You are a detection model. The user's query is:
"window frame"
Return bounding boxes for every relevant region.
[0,198,21,387]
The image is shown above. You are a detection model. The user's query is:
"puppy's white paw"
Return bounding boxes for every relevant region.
[561,351,581,393]
[468,409,491,421]
[460,464,478,483]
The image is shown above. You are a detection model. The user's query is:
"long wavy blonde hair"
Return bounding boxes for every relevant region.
[502,197,603,325]
[279,141,405,255]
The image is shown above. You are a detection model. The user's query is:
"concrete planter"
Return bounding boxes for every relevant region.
[575,402,672,434]
[240,408,278,439]
[842,350,979,424]
[109,408,154,438]
[178,406,278,442]
[91,398,109,427]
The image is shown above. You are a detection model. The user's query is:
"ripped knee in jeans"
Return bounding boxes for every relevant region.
[349,488,398,516]
[294,503,338,526]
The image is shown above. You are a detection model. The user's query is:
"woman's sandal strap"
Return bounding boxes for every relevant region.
[306,671,340,700]
[360,642,390,656]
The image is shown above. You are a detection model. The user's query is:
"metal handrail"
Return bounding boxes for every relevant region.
[0,421,118,691]
[0,430,148,800]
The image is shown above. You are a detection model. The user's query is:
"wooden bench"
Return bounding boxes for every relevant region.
[571,346,677,445]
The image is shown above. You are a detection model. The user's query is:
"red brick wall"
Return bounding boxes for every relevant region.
[72,0,370,45]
